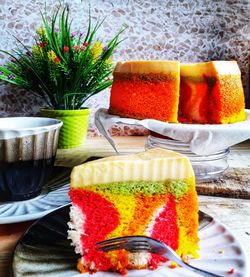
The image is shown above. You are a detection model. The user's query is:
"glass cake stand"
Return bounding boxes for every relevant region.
[145,133,229,183]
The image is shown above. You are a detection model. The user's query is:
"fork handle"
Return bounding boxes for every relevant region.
[176,259,223,277]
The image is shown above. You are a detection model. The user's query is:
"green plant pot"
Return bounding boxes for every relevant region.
[41,108,90,149]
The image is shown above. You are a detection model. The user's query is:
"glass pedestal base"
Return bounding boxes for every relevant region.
[145,134,229,183]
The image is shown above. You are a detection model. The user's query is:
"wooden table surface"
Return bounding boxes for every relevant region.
[1,136,250,276]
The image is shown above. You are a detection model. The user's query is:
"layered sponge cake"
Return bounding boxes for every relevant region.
[179,61,246,124]
[109,60,246,124]
[109,60,180,122]
[68,148,199,275]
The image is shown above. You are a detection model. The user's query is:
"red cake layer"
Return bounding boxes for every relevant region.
[150,194,178,250]
[69,189,120,272]
[179,61,246,124]
[69,188,179,274]
[178,79,210,123]
[110,74,179,122]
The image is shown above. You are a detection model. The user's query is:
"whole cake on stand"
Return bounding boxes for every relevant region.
[109,60,246,124]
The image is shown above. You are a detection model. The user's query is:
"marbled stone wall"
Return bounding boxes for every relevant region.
[0,0,249,136]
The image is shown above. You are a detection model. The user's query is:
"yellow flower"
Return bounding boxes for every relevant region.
[32,44,42,56]
[47,50,57,62]
[105,58,112,65]
[91,42,102,59]
[37,26,46,37]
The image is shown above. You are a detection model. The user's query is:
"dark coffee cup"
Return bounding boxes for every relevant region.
[0,117,63,201]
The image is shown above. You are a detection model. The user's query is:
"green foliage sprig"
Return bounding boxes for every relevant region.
[0,3,124,110]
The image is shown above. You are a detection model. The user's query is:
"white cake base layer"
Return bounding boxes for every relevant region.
[67,204,150,270]
[68,205,85,256]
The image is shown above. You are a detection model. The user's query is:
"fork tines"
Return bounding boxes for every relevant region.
[96,235,149,245]
[96,236,151,253]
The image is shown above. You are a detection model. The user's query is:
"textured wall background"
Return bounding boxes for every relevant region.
[0,0,249,136]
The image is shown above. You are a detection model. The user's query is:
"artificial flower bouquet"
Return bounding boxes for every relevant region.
[0,3,124,110]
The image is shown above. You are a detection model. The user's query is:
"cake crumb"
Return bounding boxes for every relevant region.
[120,268,127,275]
[149,259,158,270]
[168,261,178,269]
[218,249,224,254]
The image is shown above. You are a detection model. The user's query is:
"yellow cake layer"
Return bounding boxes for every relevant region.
[181,60,241,77]
[71,148,195,188]
[114,60,180,75]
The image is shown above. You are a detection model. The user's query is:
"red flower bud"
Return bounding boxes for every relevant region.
[73,45,80,51]
[54,57,60,63]
[84,42,89,47]
[39,42,45,48]
[63,46,69,52]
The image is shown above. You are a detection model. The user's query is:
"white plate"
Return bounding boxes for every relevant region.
[95,108,250,155]
[0,167,71,224]
[12,207,249,277]
[80,220,249,277]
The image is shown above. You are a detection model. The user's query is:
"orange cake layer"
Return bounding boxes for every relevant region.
[109,60,180,122]
[109,60,246,124]
[68,148,199,275]
[179,61,246,124]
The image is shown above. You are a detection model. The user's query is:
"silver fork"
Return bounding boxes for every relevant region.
[96,236,223,277]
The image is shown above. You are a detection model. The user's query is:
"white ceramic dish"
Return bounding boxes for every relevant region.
[12,206,249,277]
[0,167,70,224]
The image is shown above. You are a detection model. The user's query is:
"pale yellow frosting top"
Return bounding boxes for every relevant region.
[70,148,195,188]
[114,60,180,75]
[181,61,241,77]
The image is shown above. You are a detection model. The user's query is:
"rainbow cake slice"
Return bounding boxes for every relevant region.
[109,60,180,122]
[179,61,246,124]
[68,148,199,275]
